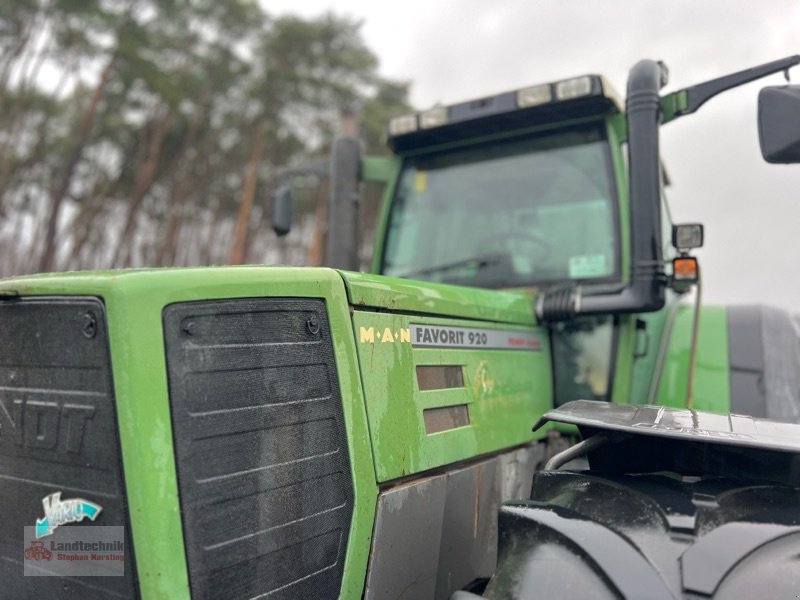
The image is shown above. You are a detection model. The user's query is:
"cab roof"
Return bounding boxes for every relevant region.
[388,74,623,153]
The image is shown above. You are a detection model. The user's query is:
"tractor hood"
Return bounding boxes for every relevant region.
[342,270,551,483]
[339,271,536,326]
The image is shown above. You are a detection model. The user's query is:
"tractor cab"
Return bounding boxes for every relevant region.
[368,77,630,407]
[355,56,800,414]
[378,77,625,291]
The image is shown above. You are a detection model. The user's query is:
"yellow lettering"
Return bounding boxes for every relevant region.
[359,326,375,343]
[381,327,394,343]
[399,328,410,343]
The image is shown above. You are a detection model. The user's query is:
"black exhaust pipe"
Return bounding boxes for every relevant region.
[536,59,668,322]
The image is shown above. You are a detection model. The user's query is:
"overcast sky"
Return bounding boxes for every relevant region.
[267,0,800,312]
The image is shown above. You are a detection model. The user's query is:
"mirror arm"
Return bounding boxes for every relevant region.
[675,55,800,117]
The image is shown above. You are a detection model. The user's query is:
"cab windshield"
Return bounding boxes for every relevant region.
[381,125,619,288]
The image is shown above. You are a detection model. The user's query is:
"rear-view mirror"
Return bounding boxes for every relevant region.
[271,185,293,237]
[758,85,800,163]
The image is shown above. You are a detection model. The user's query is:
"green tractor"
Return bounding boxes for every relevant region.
[1,56,799,599]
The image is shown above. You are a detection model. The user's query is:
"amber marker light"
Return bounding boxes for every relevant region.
[672,256,699,282]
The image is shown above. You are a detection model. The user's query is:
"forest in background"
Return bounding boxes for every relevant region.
[0,0,411,276]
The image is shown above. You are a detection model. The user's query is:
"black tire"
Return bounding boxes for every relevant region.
[482,469,800,599]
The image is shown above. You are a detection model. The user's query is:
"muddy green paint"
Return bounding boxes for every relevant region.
[342,271,536,326]
[0,266,378,600]
[352,311,551,482]
[660,90,690,124]
[361,155,397,183]
[655,304,730,413]
[611,314,636,405]
[369,156,403,275]
[629,302,673,404]
[606,114,631,281]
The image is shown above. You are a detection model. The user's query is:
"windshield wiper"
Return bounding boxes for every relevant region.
[395,253,505,279]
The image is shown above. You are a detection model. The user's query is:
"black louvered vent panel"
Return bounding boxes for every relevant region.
[163,298,354,600]
[0,297,137,599]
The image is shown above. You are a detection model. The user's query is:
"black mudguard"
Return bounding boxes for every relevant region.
[474,401,800,599]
